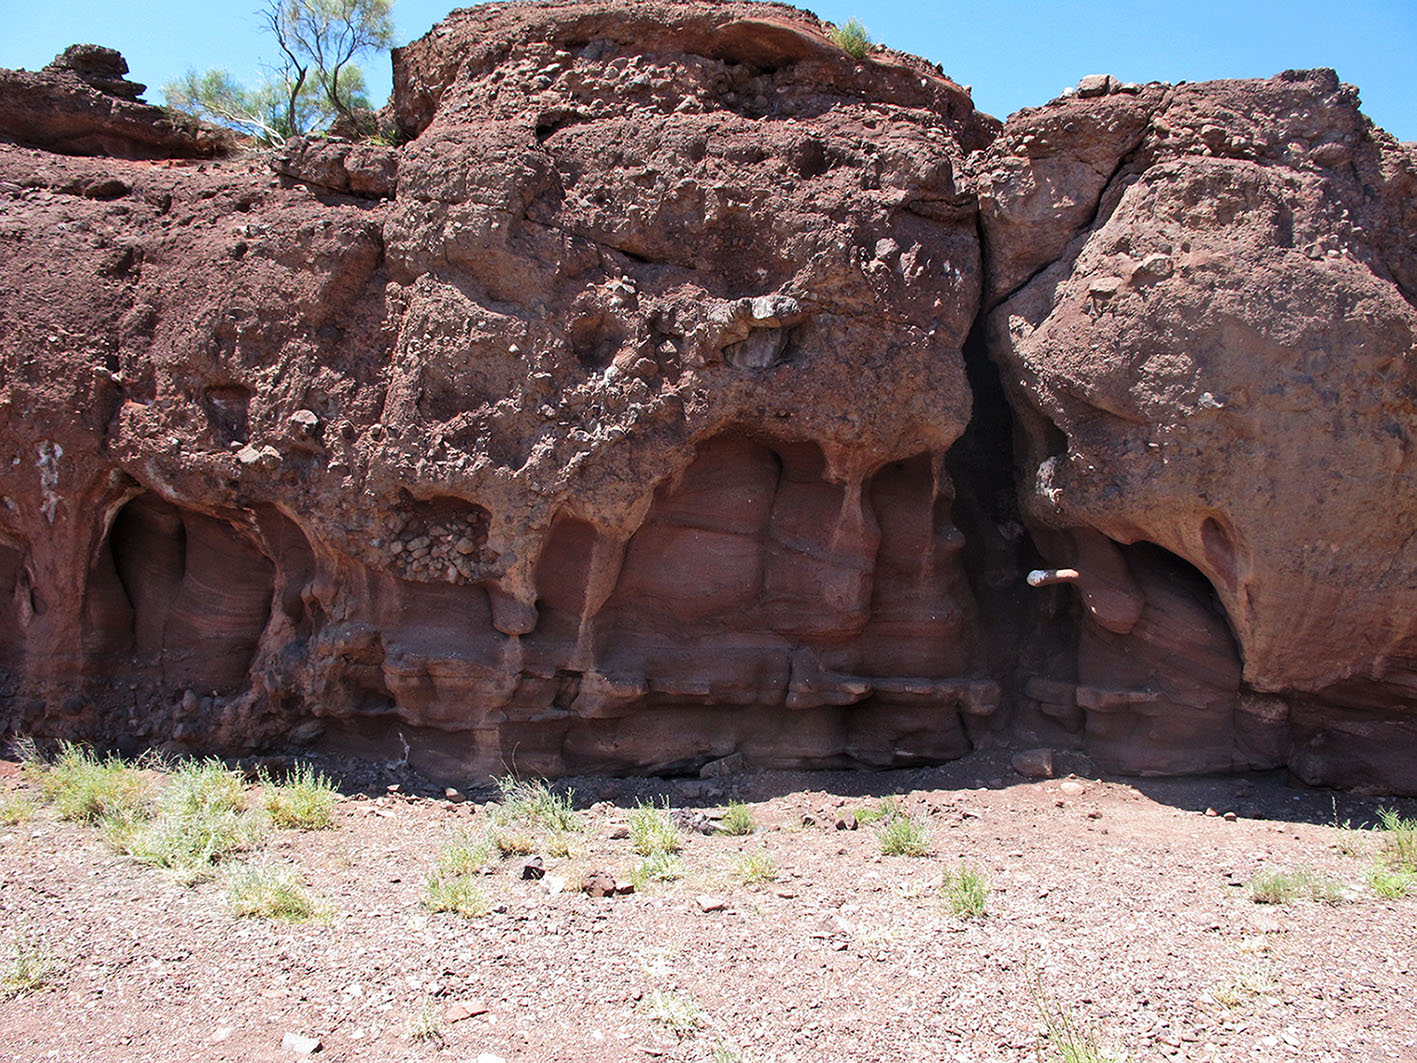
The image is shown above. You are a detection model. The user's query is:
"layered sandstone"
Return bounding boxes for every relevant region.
[0,2,1414,792]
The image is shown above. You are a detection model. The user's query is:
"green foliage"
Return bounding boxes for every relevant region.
[228,863,326,921]
[629,800,683,855]
[639,989,705,1036]
[827,17,873,59]
[852,797,899,825]
[1376,807,1417,872]
[263,762,339,830]
[718,800,755,836]
[941,864,990,918]
[163,0,392,141]
[38,743,151,823]
[1247,866,1344,905]
[631,851,685,886]
[878,812,930,857]
[407,997,445,1044]
[424,871,492,918]
[437,832,494,876]
[105,758,260,882]
[730,848,776,885]
[494,774,581,834]
[1034,983,1126,1063]
[0,793,37,825]
[1,932,51,998]
[1369,865,1415,899]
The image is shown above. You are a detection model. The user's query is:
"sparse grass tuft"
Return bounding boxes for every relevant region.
[438,832,494,876]
[489,824,535,857]
[227,864,326,922]
[38,743,151,823]
[408,996,445,1045]
[639,988,705,1037]
[632,850,684,886]
[262,762,338,830]
[941,863,989,919]
[494,774,581,834]
[1369,865,1415,900]
[0,793,37,825]
[1376,807,1417,872]
[1,932,52,998]
[852,797,899,825]
[629,799,682,855]
[730,848,777,885]
[878,812,930,857]
[1211,964,1280,1009]
[1034,983,1125,1063]
[425,872,492,918]
[826,17,872,59]
[718,800,755,836]
[109,758,260,881]
[1247,866,1344,905]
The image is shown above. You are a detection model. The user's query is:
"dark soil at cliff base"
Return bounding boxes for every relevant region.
[2,749,1415,1063]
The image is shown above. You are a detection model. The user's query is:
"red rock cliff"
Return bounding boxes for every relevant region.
[0,2,1413,792]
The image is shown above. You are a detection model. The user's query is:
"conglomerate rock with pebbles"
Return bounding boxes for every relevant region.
[0,2,1414,793]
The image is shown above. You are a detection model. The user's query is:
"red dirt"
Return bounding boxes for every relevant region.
[2,750,1414,1062]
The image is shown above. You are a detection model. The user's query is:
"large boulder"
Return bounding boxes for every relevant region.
[980,69,1417,790]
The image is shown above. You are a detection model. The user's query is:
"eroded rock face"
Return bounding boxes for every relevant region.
[0,45,225,159]
[0,9,1414,793]
[0,6,1005,780]
[980,69,1417,790]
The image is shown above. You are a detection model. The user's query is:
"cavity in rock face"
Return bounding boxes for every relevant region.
[1,9,1415,795]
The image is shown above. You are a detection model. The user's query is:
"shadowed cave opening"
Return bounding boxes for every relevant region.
[90,494,277,694]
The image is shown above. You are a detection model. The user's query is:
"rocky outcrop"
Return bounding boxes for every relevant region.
[977,69,1417,791]
[0,5,1414,793]
[0,45,224,159]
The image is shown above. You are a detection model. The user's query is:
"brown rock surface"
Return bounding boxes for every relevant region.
[0,5,1415,794]
[0,46,225,159]
[981,69,1417,790]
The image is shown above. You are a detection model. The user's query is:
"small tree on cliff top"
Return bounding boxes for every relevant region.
[164,0,393,143]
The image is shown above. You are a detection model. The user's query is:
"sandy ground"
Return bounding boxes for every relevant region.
[1,747,1414,1063]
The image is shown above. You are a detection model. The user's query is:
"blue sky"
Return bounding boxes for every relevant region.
[4,0,1414,140]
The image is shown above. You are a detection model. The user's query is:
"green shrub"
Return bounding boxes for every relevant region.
[1034,982,1124,1063]
[718,800,755,836]
[639,989,705,1036]
[1248,866,1343,905]
[629,800,682,855]
[437,832,494,876]
[878,813,930,857]
[1369,865,1415,899]
[827,17,872,59]
[109,758,260,881]
[39,743,151,823]
[0,932,51,998]
[852,797,899,825]
[941,864,989,918]
[424,872,492,918]
[228,864,326,922]
[730,849,776,885]
[262,762,338,830]
[631,851,685,886]
[0,793,37,826]
[1377,807,1417,872]
[494,774,581,834]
